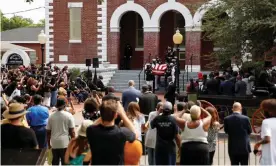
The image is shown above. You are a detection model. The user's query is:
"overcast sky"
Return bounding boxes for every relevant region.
[0,0,45,23]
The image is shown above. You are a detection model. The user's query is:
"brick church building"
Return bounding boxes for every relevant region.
[45,0,221,71]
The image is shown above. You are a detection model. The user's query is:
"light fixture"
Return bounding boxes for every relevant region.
[38,30,47,44]
[173,29,183,45]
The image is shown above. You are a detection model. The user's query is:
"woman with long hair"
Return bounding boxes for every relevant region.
[65,120,93,165]
[126,102,145,141]
[206,107,220,165]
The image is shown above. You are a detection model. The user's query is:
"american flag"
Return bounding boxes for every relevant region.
[152,64,167,75]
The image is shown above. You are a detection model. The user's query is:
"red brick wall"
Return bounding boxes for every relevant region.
[14,43,44,65]
[144,32,159,63]
[176,0,208,14]
[52,0,98,64]
[135,0,167,16]
[185,31,201,66]
[107,0,125,64]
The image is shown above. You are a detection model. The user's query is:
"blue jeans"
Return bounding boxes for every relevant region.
[147,148,155,165]
[50,90,58,107]
[155,150,176,165]
[31,125,47,148]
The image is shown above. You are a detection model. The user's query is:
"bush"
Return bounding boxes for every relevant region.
[69,68,81,81]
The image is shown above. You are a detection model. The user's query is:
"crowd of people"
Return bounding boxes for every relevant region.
[1,64,276,166]
[185,66,276,97]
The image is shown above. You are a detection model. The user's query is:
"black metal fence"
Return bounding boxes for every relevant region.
[140,132,261,165]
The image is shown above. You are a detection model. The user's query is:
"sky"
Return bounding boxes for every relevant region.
[0,0,45,23]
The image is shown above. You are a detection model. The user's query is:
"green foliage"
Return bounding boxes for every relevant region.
[0,9,45,31]
[202,0,276,65]
[69,68,81,81]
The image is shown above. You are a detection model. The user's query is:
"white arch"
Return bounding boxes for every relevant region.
[151,1,194,29]
[1,48,30,66]
[110,1,151,32]
[193,0,220,27]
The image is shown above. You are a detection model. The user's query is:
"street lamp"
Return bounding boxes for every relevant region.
[38,30,47,75]
[173,29,183,94]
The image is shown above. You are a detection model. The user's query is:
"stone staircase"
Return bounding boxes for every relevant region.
[108,70,210,92]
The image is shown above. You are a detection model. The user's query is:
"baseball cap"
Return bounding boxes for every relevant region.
[163,101,172,112]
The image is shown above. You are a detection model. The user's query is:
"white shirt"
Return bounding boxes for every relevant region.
[181,120,208,143]
[46,110,75,149]
[9,88,21,101]
[148,111,159,128]
[133,114,145,141]
[260,118,276,165]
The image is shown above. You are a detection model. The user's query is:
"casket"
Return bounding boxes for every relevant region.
[152,64,167,76]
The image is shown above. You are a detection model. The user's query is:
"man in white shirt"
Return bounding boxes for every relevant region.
[47,98,75,165]
[254,99,276,165]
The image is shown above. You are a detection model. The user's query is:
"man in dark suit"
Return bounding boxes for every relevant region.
[122,80,141,111]
[235,75,247,96]
[139,85,158,115]
[224,102,252,165]
[220,74,235,96]
[206,73,220,95]
[164,78,176,107]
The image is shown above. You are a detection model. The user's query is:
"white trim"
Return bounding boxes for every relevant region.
[1,48,31,66]
[45,0,52,64]
[151,1,194,29]
[110,1,151,32]
[185,26,202,32]
[69,40,82,43]
[68,2,83,8]
[185,65,201,72]
[135,48,144,51]
[144,27,160,32]
[3,41,40,44]
[193,0,219,27]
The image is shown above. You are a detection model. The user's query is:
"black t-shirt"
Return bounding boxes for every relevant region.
[86,124,135,165]
[151,114,178,153]
[1,124,38,149]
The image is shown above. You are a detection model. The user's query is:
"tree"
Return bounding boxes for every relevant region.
[34,19,45,27]
[1,10,34,31]
[202,0,276,68]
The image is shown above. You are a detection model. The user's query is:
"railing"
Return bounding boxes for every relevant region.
[140,132,261,165]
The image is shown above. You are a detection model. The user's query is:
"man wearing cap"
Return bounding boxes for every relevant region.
[1,103,38,149]
[46,98,75,165]
[151,101,181,165]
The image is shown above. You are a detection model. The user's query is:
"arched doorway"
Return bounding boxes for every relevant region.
[159,11,186,69]
[119,11,144,70]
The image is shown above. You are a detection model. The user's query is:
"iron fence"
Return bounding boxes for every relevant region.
[140,132,261,165]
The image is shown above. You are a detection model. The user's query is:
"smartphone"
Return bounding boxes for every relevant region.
[92,90,97,98]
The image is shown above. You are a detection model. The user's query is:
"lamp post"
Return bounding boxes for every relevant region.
[173,29,183,94]
[38,30,47,75]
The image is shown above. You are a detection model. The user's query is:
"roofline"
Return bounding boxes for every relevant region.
[3,41,40,44]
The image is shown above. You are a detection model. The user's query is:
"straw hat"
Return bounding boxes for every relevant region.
[3,103,27,119]
[78,120,93,137]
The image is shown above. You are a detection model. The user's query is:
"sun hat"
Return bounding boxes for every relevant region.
[78,120,93,137]
[2,103,27,120]
[163,101,172,112]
